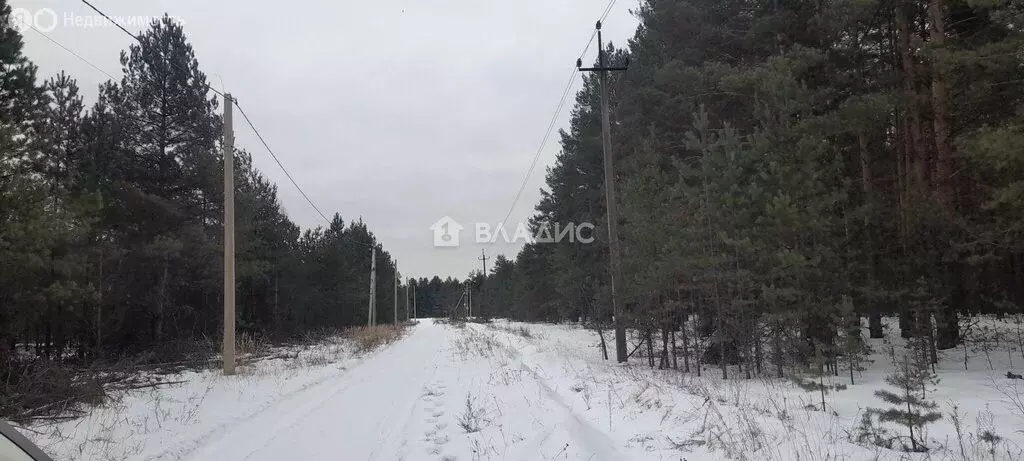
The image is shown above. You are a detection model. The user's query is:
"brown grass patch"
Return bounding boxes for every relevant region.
[346,325,406,354]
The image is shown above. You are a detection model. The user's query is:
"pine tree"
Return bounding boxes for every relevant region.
[868,343,942,452]
[840,296,873,385]
[790,341,848,412]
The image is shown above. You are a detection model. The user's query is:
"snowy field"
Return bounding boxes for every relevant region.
[17,317,1024,461]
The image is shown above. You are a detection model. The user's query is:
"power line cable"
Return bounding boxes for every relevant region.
[496,69,578,230]
[76,0,378,248]
[19,25,200,151]
[232,101,373,247]
[494,0,615,230]
[80,0,139,42]
[599,0,619,23]
[79,0,224,98]
[24,24,116,80]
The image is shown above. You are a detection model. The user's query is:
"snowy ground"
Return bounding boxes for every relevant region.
[19,317,1024,461]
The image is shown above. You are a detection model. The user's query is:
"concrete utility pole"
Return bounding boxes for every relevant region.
[393,261,398,325]
[479,249,488,316]
[368,248,377,326]
[222,93,236,376]
[578,21,629,363]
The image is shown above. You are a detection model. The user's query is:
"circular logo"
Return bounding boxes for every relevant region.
[34,8,58,33]
[9,7,32,33]
[8,8,58,33]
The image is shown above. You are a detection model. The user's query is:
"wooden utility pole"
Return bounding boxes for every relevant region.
[368,248,376,326]
[393,261,398,325]
[413,283,417,319]
[405,278,411,321]
[578,21,629,363]
[222,93,236,375]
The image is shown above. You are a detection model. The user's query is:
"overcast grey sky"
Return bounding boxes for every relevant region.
[13,0,639,279]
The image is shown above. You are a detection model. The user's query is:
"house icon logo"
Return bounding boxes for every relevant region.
[429,216,464,247]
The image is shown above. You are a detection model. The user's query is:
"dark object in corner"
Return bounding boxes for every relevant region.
[0,419,55,460]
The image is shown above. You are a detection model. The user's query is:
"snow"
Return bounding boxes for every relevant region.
[19,317,1024,461]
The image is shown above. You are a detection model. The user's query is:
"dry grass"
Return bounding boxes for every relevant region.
[346,324,407,354]
[236,332,272,366]
[1,361,108,423]
[487,322,540,339]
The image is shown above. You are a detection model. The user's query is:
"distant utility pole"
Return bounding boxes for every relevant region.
[479,249,488,315]
[368,248,377,326]
[465,281,470,318]
[413,282,417,319]
[578,21,629,363]
[222,93,236,376]
[393,261,398,325]
[405,278,411,321]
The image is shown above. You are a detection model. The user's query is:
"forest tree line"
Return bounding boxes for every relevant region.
[0,3,420,379]
[477,0,1024,376]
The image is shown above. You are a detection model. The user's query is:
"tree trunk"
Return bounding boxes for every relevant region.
[925,311,939,367]
[744,318,753,379]
[95,247,103,357]
[660,328,669,369]
[646,329,655,368]
[900,309,915,338]
[682,315,690,372]
[44,323,52,360]
[670,328,678,369]
[896,0,929,195]
[869,313,884,338]
[929,0,955,212]
[754,323,764,376]
[774,321,784,378]
[155,256,169,342]
[859,132,873,218]
[719,311,727,379]
[860,131,887,341]
[273,273,281,334]
[936,278,962,349]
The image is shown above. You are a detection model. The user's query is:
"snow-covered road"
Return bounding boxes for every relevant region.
[30,317,1024,461]
[183,320,629,461]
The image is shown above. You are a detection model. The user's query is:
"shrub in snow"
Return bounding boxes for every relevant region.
[789,341,847,412]
[839,296,873,385]
[863,342,941,452]
[457,393,487,433]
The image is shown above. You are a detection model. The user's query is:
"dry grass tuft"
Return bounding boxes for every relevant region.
[346,325,406,354]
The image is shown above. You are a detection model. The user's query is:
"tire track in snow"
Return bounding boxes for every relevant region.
[144,359,367,461]
[179,323,448,461]
[477,325,630,461]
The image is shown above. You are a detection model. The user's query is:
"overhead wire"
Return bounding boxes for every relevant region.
[76,0,377,248]
[494,0,617,230]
